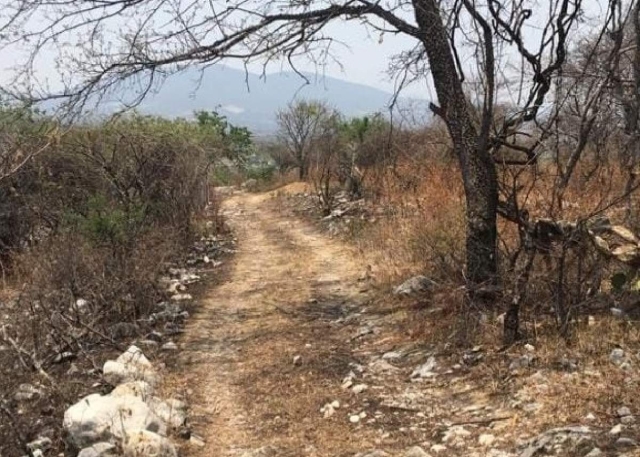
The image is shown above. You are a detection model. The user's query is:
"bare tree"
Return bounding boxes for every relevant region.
[0,0,602,306]
[491,0,640,343]
[0,105,58,183]
[559,1,640,223]
[310,110,343,214]
[277,100,333,180]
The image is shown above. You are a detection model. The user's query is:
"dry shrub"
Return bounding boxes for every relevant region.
[6,113,217,334]
[16,229,176,326]
[0,113,221,456]
[353,156,466,287]
[343,121,640,346]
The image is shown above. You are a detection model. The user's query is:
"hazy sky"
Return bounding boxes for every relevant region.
[225,20,431,100]
[0,0,611,106]
[0,9,430,101]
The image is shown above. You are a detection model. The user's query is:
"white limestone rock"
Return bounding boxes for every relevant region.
[63,392,166,449]
[103,346,158,386]
[123,430,177,457]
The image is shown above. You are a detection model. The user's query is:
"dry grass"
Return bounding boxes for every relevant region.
[269,143,640,452]
[347,162,466,287]
[146,172,640,456]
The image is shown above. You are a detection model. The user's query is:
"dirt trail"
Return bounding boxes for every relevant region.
[175,189,378,456]
[169,189,618,457]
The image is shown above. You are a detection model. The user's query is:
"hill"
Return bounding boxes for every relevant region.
[137,66,428,134]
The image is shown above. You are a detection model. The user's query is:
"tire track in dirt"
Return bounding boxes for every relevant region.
[172,190,377,456]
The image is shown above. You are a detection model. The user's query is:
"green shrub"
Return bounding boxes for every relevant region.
[245,162,276,182]
[2,111,223,335]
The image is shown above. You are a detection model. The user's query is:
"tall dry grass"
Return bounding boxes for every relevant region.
[331,124,640,346]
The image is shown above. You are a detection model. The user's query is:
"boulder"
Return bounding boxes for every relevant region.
[103,361,158,386]
[519,426,592,457]
[111,381,155,399]
[119,346,152,366]
[26,437,52,453]
[411,357,438,379]
[14,383,43,401]
[161,342,178,351]
[352,384,368,394]
[78,442,119,457]
[148,398,188,429]
[610,348,626,366]
[478,434,496,446]
[103,346,158,386]
[170,293,192,302]
[123,430,177,457]
[617,406,632,418]
[394,276,436,296]
[63,392,166,449]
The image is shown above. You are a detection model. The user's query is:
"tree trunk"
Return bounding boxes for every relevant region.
[463,143,499,295]
[298,151,307,180]
[413,0,499,300]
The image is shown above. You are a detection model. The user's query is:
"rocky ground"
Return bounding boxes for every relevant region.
[0,211,234,456]
[159,186,640,457]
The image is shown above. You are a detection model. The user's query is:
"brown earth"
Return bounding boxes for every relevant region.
[166,186,640,457]
[170,188,385,456]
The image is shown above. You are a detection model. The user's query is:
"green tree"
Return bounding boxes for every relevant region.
[195,110,253,163]
[276,100,335,180]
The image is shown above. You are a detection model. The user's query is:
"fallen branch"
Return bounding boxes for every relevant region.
[0,325,53,383]
[449,415,513,426]
[58,312,125,351]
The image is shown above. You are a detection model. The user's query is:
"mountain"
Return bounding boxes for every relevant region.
[136,66,427,134]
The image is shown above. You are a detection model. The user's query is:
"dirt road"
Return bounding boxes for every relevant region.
[167,188,617,457]
[173,189,381,456]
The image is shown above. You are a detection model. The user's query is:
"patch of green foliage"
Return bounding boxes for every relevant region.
[195,110,253,163]
[63,194,146,246]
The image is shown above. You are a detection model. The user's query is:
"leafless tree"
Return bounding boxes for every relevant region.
[309,112,343,214]
[493,0,640,342]
[276,100,334,180]
[556,1,640,222]
[0,0,610,309]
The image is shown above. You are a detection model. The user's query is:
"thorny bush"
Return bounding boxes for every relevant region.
[0,112,224,455]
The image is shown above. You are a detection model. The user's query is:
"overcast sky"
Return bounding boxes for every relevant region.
[0,0,611,107]
[224,20,431,100]
[0,11,430,102]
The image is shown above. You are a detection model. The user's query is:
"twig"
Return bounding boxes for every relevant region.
[0,326,30,371]
[58,313,125,351]
[449,415,512,426]
[0,325,53,383]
